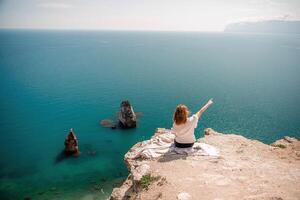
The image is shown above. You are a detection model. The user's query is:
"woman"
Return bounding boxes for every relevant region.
[172,99,213,148]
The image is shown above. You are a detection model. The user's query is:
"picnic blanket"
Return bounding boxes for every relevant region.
[125,128,219,160]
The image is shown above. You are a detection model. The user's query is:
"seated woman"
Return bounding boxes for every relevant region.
[172,99,213,148]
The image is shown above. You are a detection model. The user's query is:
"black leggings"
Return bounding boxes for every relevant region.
[174,140,194,148]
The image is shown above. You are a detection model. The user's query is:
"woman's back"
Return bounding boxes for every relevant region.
[172,114,199,143]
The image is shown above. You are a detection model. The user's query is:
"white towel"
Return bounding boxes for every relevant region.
[125,129,219,160]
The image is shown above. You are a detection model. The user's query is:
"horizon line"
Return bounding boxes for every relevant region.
[0,27,225,33]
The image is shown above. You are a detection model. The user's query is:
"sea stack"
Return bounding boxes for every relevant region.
[64,128,80,156]
[118,100,137,128]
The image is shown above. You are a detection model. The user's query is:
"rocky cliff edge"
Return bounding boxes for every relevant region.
[109,128,300,200]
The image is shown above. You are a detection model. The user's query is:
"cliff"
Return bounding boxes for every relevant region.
[109,128,300,200]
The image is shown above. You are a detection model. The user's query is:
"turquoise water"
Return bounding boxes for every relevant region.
[0,30,299,199]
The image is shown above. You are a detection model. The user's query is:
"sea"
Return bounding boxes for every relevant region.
[0,30,299,199]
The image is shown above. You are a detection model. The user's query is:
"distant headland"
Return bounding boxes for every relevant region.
[224,20,300,34]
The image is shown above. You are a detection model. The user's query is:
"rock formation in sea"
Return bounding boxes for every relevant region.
[109,128,300,200]
[100,119,117,129]
[64,128,80,156]
[118,100,137,128]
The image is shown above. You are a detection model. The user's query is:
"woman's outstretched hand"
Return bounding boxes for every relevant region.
[196,98,214,118]
[207,98,214,106]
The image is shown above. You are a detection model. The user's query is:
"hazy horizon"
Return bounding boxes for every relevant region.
[0,0,300,32]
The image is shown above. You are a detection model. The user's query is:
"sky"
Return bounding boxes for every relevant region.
[0,0,299,31]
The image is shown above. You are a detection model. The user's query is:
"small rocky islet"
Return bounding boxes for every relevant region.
[64,128,80,156]
[101,100,141,129]
[55,128,80,163]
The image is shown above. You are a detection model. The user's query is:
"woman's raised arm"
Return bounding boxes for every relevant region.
[196,98,214,118]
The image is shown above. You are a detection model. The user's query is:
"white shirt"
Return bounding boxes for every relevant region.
[172,114,199,143]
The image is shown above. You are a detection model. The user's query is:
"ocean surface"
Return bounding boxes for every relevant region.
[0,30,299,199]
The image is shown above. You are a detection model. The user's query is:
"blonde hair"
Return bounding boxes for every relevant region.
[173,104,189,125]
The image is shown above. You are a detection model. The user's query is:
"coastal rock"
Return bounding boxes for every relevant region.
[204,128,220,136]
[177,192,191,200]
[118,100,137,128]
[109,178,133,200]
[109,128,300,200]
[64,128,79,156]
[100,101,142,129]
[284,136,298,143]
[132,163,150,181]
[271,136,298,149]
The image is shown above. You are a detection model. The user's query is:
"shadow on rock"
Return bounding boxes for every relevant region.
[157,154,187,163]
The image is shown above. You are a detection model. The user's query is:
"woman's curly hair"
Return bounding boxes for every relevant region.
[173,104,189,125]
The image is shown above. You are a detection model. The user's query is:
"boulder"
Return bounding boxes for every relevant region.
[118,100,137,128]
[64,128,80,156]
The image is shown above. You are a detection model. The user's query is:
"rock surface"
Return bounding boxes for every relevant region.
[177,192,191,200]
[64,128,79,156]
[118,100,137,128]
[109,128,300,200]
